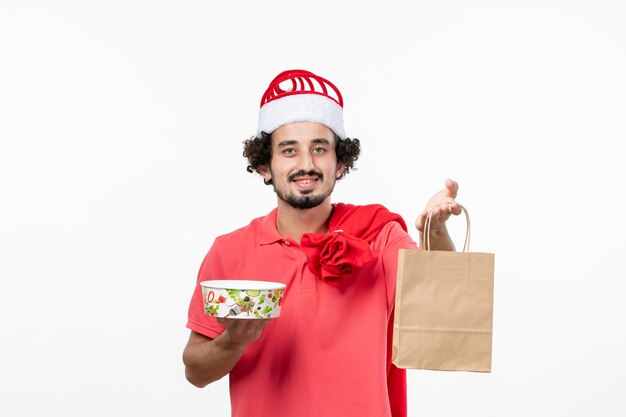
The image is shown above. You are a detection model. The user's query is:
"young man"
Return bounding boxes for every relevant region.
[183,69,461,417]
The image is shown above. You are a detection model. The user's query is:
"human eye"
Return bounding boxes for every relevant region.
[282,148,296,156]
[312,146,326,154]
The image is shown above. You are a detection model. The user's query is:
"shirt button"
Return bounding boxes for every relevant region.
[284,240,290,246]
[304,259,309,264]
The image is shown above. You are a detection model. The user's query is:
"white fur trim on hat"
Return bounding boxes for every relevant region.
[257,94,346,139]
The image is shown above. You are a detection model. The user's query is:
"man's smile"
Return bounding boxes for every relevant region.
[288,170,323,190]
[291,176,320,191]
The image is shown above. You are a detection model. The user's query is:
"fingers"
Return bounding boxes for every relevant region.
[415,210,427,232]
[217,317,272,331]
[432,204,453,223]
[438,178,461,216]
[438,201,462,216]
[415,178,462,232]
[416,206,451,232]
[445,178,459,198]
[416,200,462,231]
[217,317,273,345]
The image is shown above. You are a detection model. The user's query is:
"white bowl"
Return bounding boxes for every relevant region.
[200,280,286,319]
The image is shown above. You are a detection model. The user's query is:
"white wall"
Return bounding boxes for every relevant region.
[1,1,624,416]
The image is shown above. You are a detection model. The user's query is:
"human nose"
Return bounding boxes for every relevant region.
[297,151,315,171]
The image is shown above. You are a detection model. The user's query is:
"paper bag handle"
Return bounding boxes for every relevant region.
[423,203,471,252]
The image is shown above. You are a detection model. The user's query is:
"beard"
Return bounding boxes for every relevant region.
[272,170,336,209]
[282,192,328,209]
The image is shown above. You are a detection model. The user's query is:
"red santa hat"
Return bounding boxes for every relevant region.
[257,69,346,139]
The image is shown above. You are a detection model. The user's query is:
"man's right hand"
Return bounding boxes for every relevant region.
[215,317,272,350]
[183,319,273,388]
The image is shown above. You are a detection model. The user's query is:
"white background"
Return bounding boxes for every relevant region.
[1,1,625,416]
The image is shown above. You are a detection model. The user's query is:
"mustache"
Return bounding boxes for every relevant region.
[288,170,323,182]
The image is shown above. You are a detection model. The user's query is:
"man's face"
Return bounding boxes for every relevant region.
[261,122,344,210]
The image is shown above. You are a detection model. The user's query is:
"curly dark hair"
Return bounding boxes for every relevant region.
[243,131,361,185]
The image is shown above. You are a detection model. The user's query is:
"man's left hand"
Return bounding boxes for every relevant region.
[415,178,462,233]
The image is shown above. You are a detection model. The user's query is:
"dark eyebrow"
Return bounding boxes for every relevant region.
[276,138,332,147]
[311,138,331,145]
[276,140,298,148]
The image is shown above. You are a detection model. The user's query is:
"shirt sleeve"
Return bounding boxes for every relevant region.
[186,240,226,339]
[378,222,415,417]
[379,222,418,313]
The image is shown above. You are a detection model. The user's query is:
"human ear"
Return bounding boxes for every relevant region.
[335,163,345,179]
[259,165,272,182]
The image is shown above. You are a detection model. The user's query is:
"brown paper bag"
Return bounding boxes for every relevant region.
[392,204,495,372]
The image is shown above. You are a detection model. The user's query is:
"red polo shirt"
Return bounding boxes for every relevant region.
[187,208,417,417]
